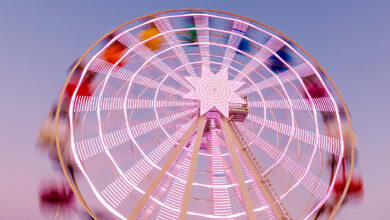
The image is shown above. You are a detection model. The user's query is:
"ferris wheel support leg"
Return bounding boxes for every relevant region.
[178,115,206,220]
[221,117,256,220]
[127,116,201,220]
[223,118,287,220]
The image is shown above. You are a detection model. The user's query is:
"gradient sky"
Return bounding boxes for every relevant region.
[0,0,389,219]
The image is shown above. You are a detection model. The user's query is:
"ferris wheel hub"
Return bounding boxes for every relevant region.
[183,66,245,118]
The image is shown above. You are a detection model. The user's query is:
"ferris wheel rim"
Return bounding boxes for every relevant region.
[55,8,355,220]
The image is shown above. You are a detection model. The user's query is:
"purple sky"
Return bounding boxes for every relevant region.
[0,0,389,219]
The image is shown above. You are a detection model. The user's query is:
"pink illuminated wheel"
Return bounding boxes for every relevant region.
[57,9,354,220]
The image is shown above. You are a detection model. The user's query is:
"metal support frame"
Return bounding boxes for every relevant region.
[221,117,256,220]
[225,118,289,220]
[178,115,206,219]
[128,117,200,220]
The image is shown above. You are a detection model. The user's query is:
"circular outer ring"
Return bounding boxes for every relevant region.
[56,8,355,219]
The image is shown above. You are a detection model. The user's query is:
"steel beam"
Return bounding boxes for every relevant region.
[221,117,256,220]
[225,118,287,220]
[128,117,200,219]
[178,115,206,219]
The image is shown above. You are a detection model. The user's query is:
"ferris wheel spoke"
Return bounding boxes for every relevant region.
[74,119,187,163]
[75,128,130,162]
[73,96,197,112]
[130,107,197,138]
[237,62,314,95]
[220,150,250,210]
[139,144,191,219]
[222,21,248,68]
[209,119,234,217]
[88,58,132,80]
[235,37,285,81]
[88,58,187,96]
[235,123,328,200]
[248,97,337,112]
[128,118,199,219]
[100,118,197,210]
[117,32,192,89]
[155,18,197,77]
[76,108,195,163]
[246,114,341,156]
[133,74,188,96]
[177,115,206,219]
[74,109,196,162]
[155,137,196,219]
[216,142,249,206]
[194,15,210,70]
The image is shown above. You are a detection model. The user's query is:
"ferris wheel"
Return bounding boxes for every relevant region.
[56,9,354,220]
